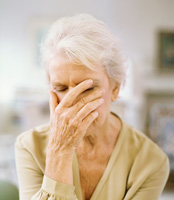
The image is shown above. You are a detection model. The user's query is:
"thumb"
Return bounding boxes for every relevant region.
[49,91,59,114]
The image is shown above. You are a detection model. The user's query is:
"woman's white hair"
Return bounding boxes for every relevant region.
[41,14,127,87]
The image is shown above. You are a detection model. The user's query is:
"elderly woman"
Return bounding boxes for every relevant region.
[15,14,169,200]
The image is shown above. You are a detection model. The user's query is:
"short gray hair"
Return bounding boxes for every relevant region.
[41,14,127,87]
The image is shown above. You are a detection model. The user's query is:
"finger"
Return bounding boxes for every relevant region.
[69,98,104,127]
[68,88,105,115]
[49,91,59,114]
[77,111,99,136]
[59,79,93,108]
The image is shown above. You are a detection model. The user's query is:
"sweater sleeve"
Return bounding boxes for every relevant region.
[31,176,77,200]
[124,156,170,200]
[15,142,78,200]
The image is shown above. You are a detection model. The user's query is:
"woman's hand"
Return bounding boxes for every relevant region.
[45,79,105,184]
[48,79,104,153]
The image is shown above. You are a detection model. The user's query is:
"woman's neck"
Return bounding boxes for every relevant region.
[79,113,121,155]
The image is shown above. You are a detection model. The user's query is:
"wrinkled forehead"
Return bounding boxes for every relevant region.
[48,57,107,85]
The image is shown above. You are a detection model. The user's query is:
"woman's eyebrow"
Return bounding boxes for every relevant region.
[52,82,66,86]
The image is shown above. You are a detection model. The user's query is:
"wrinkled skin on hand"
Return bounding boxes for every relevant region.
[47,79,105,155]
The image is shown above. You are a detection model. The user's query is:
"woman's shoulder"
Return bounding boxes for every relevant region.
[117,121,170,197]
[15,123,50,152]
[121,121,169,170]
[15,123,50,173]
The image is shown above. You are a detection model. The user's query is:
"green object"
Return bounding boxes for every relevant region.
[0,180,19,200]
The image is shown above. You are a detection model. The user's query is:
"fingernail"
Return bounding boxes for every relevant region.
[100,98,104,103]
[86,79,93,85]
[99,89,105,94]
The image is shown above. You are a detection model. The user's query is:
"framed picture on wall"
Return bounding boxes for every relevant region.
[145,92,174,135]
[145,92,174,177]
[158,31,174,73]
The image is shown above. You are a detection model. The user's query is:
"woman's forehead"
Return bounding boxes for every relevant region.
[49,58,106,85]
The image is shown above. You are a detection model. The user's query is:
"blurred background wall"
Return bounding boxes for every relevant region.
[0,0,174,198]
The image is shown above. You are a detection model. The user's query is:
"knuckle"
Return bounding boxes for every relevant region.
[86,103,93,110]
[70,121,78,129]
[75,102,81,110]
[65,116,70,123]
[77,126,83,133]
[60,112,70,122]
[55,105,61,114]
[80,97,87,105]
[69,90,76,98]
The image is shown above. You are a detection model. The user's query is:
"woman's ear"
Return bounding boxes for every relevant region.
[111,85,120,101]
